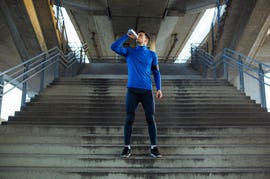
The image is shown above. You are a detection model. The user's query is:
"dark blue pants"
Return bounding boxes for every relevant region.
[124,88,157,145]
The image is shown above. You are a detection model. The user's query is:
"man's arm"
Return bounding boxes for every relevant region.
[110,35,129,56]
[152,53,163,99]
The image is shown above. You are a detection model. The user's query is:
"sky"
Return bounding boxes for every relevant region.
[176,6,225,63]
[1,84,22,120]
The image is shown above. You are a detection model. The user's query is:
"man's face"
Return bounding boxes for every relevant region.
[136,32,148,45]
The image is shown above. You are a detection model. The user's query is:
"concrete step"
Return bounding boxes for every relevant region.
[9,112,270,120]
[1,154,270,168]
[0,144,270,155]
[13,111,269,118]
[39,91,244,97]
[0,167,269,179]
[41,88,241,93]
[34,93,249,98]
[48,82,232,86]
[32,96,252,102]
[20,105,266,112]
[23,104,263,112]
[23,100,257,106]
[29,98,253,103]
[2,125,270,135]
[20,107,265,113]
[22,103,263,109]
[1,134,269,145]
[47,83,233,86]
[53,79,230,85]
[42,85,238,89]
[6,119,270,126]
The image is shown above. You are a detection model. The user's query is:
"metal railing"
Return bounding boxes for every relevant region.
[191,44,270,110]
[0,45,87,118]
[88,56,179,63]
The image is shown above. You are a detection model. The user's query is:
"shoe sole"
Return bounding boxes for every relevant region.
[150,153,162,158]
[121,153,131,158]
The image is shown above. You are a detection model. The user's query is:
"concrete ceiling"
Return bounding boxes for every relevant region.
[56,0,218,62]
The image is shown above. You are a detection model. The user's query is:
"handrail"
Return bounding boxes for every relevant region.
[0,45,88,119]
[223,48,270,70]
[87,55,182,63]
[191,44,270,110]
[222,48,270,85]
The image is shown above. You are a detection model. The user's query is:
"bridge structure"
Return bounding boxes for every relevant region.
[0,0,270,178]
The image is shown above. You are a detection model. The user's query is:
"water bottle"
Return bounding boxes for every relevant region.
[127,29,138,39]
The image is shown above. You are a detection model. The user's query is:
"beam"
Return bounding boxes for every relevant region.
[23,0,48,51]
[55,0,107,15]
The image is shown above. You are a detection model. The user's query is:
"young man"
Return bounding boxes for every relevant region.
[111,29,163,158]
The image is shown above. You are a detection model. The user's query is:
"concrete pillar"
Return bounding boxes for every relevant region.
[236,0,270,55]
[149,35,156,52]
[214,0,257,56]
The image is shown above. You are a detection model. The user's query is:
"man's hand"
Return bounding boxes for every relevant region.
[156,90,163,99]
[127,33,136,40]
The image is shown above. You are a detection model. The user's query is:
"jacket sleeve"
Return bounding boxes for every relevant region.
[152,53,162,91]
[110,35,129,56]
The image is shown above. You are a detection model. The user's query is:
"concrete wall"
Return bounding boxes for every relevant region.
[232,72,261,105]
[214,0,257,55]
[0,13,21,72]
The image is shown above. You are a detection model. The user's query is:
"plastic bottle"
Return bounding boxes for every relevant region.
[127,29,138,39]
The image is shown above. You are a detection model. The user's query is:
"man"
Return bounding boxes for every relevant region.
[111,29,163,158]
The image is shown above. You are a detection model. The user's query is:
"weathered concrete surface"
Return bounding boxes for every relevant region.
[0,0,61,72]
[215,0,270,64]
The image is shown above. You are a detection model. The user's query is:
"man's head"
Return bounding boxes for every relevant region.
[136,30,150,46]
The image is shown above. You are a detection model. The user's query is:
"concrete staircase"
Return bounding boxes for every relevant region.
[1,64,270,178]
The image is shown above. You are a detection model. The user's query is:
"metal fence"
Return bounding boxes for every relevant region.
[88,56,179,64]
[191,44,270,110]
[0,45,87,118]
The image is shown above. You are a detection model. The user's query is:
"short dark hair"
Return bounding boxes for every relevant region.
[138,30,151,42]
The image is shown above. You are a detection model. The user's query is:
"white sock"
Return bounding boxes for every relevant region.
[151,145,157,149]
[125,145,131,149]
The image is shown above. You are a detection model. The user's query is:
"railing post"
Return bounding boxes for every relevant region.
[192,47,199,70]
[0,75,4,116]
[238,55,245,92]
[64,56,68,77]
[259,64,267,109]
[223,54,228,80]
[54,54,60,80]
[40,55,46,92]
[21,65,29,107]
[80,47,83,67]
[203,63,207,78]
[213,64,217,80]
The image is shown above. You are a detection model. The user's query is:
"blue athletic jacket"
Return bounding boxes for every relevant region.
[111,35,161,91]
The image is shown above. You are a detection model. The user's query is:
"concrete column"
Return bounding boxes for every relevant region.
[236,0,270,56]
[149,35,156,52]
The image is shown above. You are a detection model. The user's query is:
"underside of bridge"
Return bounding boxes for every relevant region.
[0,0,269,70]
[1,1,270,177]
